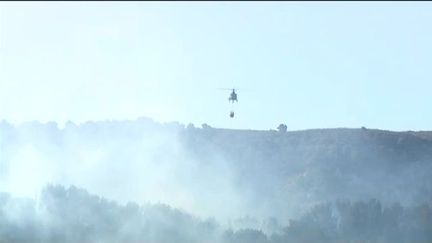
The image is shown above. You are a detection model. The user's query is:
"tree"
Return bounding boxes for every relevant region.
[187,123,195,130]
[277,124,287,133]
[202,123,212,129]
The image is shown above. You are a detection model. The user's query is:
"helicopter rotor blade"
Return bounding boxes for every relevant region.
[217,88,244,91]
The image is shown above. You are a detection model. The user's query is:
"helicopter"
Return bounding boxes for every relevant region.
[218,88,240,118]
[228,89,238,103]
[219,88,238,103]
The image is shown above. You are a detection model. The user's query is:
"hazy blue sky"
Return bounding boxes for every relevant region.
[1,2,431,130]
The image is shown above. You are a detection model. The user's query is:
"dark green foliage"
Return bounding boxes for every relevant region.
[1,186,432,243]
[0,185,223,243]
[273,199,432,243]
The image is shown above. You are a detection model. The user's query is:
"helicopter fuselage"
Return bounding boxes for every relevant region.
[228,90,238,103]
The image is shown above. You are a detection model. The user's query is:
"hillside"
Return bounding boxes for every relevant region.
[1,119,432,224]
